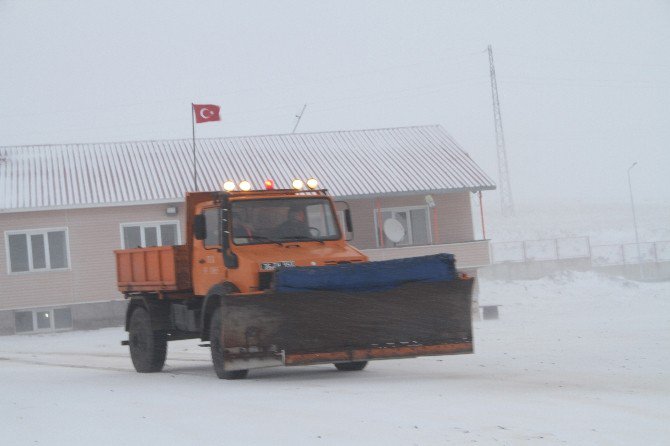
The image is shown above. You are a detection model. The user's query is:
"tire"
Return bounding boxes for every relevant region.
[334,361,368,371]
[209,307,249,380]
[128,306,167,373]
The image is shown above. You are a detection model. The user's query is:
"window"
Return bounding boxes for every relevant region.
[121,221,180,248]
[203,208,220,247]
[374,206,432,247]
[14,307,73,333]
[305,201,339,237]
[5,228,70,273]
[230,198,341,245]
[14,311,33,332]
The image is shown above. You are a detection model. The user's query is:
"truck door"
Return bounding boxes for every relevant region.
[192,206,226,295]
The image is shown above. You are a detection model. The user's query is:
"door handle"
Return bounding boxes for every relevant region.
[198,259,206,264]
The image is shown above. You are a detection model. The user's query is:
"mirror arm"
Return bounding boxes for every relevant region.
[220,200,238,268]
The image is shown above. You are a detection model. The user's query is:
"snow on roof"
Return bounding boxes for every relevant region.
[0,125,495,212]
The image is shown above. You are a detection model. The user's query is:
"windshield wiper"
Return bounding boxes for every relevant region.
[280,235,325,244]
[235,235,284,246]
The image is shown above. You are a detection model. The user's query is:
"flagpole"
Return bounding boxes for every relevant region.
[191,103,197,191]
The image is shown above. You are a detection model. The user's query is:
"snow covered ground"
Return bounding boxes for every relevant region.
[1,272,668,445]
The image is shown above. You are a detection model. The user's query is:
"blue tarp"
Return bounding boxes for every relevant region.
[274,253,457,293]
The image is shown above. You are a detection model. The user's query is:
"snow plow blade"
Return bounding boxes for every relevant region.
[218,278,474,371]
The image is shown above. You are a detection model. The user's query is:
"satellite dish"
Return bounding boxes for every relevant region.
[383,218,406,243]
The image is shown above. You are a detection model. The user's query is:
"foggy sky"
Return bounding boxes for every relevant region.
[1,0,668,206]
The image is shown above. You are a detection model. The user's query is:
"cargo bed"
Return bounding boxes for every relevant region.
[115,245,191,292]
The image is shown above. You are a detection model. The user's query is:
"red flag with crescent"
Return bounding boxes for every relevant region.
[193,104,221,123]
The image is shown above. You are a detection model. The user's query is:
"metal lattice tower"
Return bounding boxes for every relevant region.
[487,44,514,216]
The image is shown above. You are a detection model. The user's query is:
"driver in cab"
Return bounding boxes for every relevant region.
[276,206,310,239]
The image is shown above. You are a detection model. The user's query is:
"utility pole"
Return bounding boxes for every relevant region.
[292,104,307,133]
[191,104,197,191]
[488,44,514,216]
[628,162,643,278]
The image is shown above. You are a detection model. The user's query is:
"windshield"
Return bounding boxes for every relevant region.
[231,197,341,245]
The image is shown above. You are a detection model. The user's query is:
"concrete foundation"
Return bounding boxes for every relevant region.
[0,299,128,336]
[0,311,15,335]
[71,300,128,330]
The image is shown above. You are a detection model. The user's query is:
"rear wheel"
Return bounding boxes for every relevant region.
[128,306,167,373]
[210,307,249,380]
[334,361,368,371]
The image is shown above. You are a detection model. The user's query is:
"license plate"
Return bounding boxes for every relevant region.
[261,261,295,271]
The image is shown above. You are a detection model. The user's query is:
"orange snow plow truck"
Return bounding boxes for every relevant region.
[115,183,474,379]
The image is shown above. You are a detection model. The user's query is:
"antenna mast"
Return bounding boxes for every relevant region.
[292,104,308,133]
[488,44,514,216]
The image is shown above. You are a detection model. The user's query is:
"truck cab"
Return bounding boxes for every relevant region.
[190,188,368,295]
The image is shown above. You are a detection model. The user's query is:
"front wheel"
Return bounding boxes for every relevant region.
[210,308,249,380]
[128,306,167,373]
[334,361,368,371]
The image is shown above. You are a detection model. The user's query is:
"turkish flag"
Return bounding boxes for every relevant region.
[193,104,221,123]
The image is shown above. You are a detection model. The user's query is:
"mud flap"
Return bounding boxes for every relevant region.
[219,278,474,371]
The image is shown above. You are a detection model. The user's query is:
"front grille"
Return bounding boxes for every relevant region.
[258,272,274,291]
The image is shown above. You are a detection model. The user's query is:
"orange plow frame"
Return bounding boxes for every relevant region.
[284,342,473,366]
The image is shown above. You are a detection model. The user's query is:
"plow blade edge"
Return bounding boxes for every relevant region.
[219,278,474,370]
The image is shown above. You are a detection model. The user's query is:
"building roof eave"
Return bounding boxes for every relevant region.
[0,185,497,214]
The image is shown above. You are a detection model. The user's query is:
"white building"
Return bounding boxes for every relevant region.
[0,125,495,334]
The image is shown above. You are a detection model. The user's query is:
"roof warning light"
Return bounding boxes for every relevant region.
[306,178,318,190]
[291,179,304,190]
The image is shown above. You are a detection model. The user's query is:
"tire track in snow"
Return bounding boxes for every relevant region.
[0,350,209,361]
[0,352,214,376]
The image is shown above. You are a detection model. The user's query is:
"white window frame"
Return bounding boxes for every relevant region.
[373,205,433,247]
[120,220,181,249]
[4,227,71,274]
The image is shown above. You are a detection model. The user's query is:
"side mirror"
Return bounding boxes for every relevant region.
[344,209,353,233]
[220,208,238,268]
[193,214,206,240]
[335,201,354,241]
